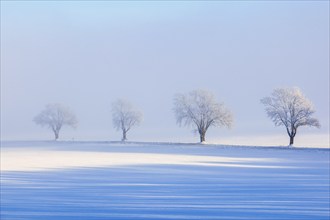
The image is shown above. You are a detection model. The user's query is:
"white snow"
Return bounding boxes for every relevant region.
[1,141,329,220]
[1,144,286,172]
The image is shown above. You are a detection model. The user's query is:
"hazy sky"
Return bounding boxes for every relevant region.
[1,1,329,147]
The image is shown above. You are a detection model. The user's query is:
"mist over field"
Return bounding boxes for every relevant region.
[1,1,329,147]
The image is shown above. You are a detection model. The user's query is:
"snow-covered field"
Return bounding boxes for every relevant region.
[1,141,329,220]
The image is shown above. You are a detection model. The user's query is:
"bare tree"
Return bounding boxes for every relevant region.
[112,99,143,141]
[34,103,78,140]
[261,87,320,146]
[174,89,233,143]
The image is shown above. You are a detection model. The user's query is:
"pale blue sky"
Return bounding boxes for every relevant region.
[1,1,329,147]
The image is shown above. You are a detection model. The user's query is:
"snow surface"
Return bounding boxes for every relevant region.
[1,141,329,220]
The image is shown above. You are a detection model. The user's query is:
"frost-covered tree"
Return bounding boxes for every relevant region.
[112,99,143,141]
[34,103,78,140]
[174,90,233,143]
[261,87,320,146]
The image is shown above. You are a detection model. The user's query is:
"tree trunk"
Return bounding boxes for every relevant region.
[122,130,127,141]
[289,135,294,146]
[54,131,59,141]
[200,132,205,143]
